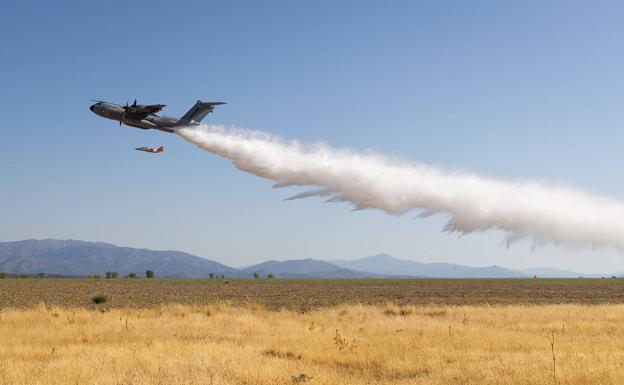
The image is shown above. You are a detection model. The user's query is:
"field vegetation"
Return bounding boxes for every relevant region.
[1,303,623,384]
[2,278,624,309]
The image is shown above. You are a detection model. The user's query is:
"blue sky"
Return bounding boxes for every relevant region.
[2,1,624,272]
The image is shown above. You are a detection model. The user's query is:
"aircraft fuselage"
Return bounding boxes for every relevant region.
[90,102,182,133]
[90,99,225,133]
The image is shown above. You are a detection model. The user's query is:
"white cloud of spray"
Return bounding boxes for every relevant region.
[178,125,624,252]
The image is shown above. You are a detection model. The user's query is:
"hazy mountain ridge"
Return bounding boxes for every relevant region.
[517,267,604,278]
[239,259,382,278]
[331,254,611,278]
[0,240,614,278]
[0,240,375,278]
[0,239,238,278]
[330,254,529,278]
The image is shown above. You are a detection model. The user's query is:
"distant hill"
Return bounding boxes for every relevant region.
[0,239,376,278]
[240,259,380,278]
[0,240,615,278]
[330,254,613,278]
[331,254,529,278]
[0,239,238,278]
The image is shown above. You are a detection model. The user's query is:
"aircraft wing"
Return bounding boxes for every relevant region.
[124,104,166,116]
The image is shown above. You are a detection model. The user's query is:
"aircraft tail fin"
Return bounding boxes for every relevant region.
[157,146,164,153]
[177,100,225,126]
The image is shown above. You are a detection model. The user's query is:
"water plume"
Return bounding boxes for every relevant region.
[178,125,624,251]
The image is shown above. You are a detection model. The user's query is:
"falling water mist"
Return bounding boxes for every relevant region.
[178,125,624,252]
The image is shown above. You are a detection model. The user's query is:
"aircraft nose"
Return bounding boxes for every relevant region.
[89,105,95,112]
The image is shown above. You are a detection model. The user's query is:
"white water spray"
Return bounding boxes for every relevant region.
[178,125,624,252]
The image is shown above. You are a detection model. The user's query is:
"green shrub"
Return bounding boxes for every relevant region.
[105,271,118,279]
[209,273,215,279]
[253,272,260,279]
[145,270,154,278]
[128,272,137,279]
[267,273,275,279]
[38,272,45,279]
[0,272,7,279]
[91,294,107,304]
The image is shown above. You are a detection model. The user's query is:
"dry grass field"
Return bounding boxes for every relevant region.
[2,279,624,384]
[2,278,624,309]
[1,303,624,384]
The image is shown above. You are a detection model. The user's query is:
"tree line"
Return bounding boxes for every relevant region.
[0,270,279,279]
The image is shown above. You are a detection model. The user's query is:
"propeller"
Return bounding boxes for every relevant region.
[121,99,138,111]
[121,101,129,125]
[120,99,139,125]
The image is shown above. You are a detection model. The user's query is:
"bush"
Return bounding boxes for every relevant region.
[209,273,215,279]
[267,273,275,279]
[105,271,118,279]
[128,272,137,279]
[145,270,154,278]
[91,294,107,304]
[253,272,260,279]
[0,272,7,279]
[38,272,45,279]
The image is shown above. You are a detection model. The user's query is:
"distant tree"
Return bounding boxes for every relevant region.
[18,274,28,279]
[105,271,118,279]
[0,272,7,279]
[220,274,225,279]
[145,270,154,279]
[253,272,260,279]
[93,275,101,279]
[267,273,275,279]
[128,272,137,279]
[37,272,45,279]
[209,273,215,279]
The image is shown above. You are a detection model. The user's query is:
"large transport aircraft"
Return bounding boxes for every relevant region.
[89,99,225,133]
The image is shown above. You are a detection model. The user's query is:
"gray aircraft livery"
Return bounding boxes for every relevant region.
[89,99,225,133]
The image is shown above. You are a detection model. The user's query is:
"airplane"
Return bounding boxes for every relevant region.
[89,99,225,133]
[135,146,164,154]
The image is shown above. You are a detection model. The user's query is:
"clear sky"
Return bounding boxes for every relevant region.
[2,1,624,272]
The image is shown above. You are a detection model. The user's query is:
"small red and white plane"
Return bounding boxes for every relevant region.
[135,146,164,154]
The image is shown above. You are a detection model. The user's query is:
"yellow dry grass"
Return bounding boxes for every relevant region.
[1,303,623,384]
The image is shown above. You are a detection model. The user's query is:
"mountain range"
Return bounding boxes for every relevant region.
[0,239,613,278]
